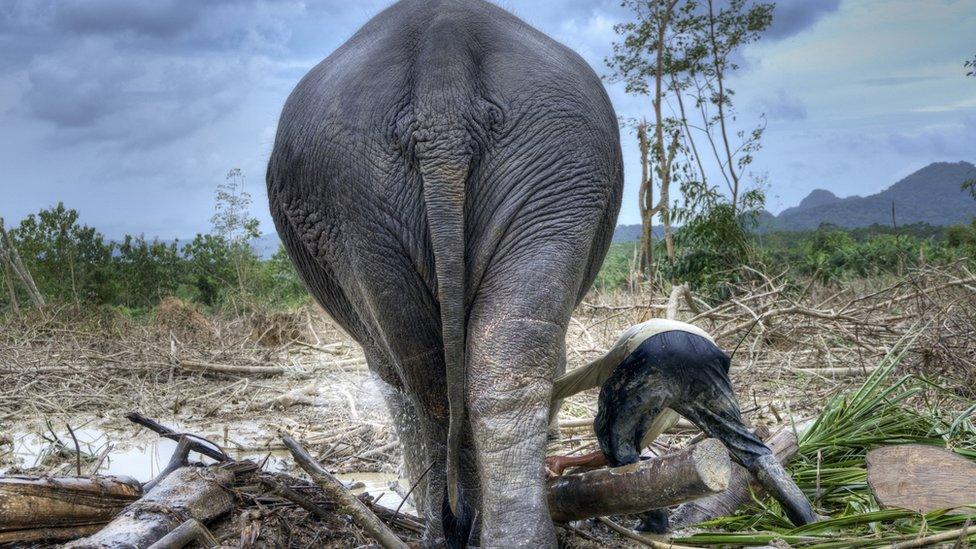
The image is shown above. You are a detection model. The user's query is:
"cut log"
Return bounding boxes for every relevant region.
[547,438,730,523]
[0,475,142,532]
[63,466,234,548]
[866,444,976,515]
[671,427,800,528]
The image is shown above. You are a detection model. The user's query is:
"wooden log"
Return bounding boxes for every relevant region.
[866,444,976,515]
[146,519,219,549]
[0,475,142,532]
[547,438,730,523]
[63,466,234,548]
[283,435,409,549]
[0,524,104,544]
[671,427,799,528]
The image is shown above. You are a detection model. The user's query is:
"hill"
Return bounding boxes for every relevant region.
[775,161,976,230]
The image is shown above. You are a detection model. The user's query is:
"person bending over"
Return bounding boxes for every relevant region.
[547,319,817,532]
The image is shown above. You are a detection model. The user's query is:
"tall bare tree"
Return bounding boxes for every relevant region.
[609,0,773,278]
[608,0,697,275]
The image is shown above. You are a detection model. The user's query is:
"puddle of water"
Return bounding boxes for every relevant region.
[337,471,415,515]
[1,423,414,515]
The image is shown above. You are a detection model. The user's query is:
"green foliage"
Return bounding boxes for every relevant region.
[9,203,114,304]
[674,337,976,547]
[593,243,639,291]
[660,202,756,298]
[1,203,310,314]
[761,223,971,285]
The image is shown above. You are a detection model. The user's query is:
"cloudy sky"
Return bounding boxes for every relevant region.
[1,0,974,238]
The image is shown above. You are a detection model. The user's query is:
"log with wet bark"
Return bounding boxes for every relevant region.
[547,438,731,523]
[63,466,234,548]
[0,475,142,540]
[670,427,800,528]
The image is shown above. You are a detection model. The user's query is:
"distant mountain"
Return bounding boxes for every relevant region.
[778,189,843,218]
[618,161,976,239]
[612,224,665,243]
[775,161,976,231]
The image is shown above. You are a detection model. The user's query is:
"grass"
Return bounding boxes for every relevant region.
[674,332,976,547]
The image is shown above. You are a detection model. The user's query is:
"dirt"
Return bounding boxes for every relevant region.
[6,273,971,546]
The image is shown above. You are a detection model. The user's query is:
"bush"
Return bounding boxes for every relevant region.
[1,204,310,314]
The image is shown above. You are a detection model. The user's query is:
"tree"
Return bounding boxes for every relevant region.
[608,0,773,280]
[608,0,702,276]
[211,168,260,302]
[8,203,113,304]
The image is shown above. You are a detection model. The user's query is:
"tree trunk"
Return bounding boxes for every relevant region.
[0,217,45,309]
[637,120,653,277]
[63,467,234,549]
[547,438,730,522]
[1,254,19,314]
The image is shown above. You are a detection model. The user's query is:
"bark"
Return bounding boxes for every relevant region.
[0,475,141,532]
[0,524,104,545]
[0,217,44,309]
[866,444,976,515]
[670,427,798,528]
[547,438,730,523]
[283,435,409,549]
[63,466,234,549]
[638,120,654,276]
[146,519,219,549]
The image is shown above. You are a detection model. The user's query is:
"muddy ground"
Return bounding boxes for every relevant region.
[2,271,973,546]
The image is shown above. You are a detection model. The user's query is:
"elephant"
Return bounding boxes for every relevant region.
[266,0,622,545]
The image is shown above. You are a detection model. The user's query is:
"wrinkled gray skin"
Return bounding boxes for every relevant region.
[267,0,622,545]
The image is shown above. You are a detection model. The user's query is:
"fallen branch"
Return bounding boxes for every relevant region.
[596,517,699,549]
[0,524,104,545]
[547,438,730,522]
[125,412,230,462]
[179,359,286,376]
[283,435,408,549]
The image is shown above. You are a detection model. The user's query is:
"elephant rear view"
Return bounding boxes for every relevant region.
[267,0,622,545]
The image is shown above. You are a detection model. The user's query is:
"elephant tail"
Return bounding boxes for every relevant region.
[417,135,471,516]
